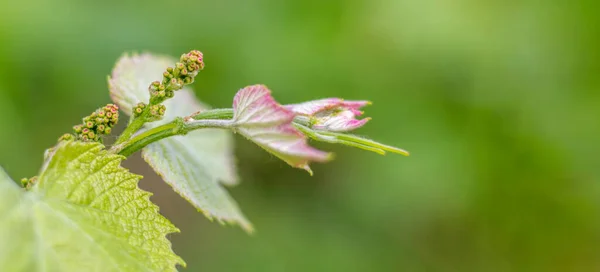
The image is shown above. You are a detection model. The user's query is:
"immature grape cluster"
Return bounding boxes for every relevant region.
[71,104,119,142]
[148,50,204,103]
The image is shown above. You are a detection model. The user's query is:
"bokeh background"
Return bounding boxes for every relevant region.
[1,0,599,271]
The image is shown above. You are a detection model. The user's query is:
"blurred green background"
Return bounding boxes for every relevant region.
[1,0,600,271]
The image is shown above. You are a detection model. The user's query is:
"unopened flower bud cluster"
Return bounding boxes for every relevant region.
[149,50,204,104]
[72,104,119,142]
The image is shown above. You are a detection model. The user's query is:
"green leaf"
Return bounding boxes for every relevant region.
[108,53,251,232]
[0,141,184,271]
[142,135,253,233]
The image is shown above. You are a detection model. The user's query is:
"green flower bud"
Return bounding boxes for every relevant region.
[133,102,146,117]
[85,121,94,128]
[20,178,29,188]
[180,54,190,63]
[97,124,105,133]
[58,133,74,142]
[104,127,112,134]
[73,125,83,133]
[169,78,183,91]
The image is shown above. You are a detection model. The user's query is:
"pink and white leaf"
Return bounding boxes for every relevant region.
[285,98,370,116]
[286,98,372,132]
[311,109,371,132]
[231,85,332,174]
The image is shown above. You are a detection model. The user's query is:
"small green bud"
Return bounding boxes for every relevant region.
[97,125,105,133]
[169,78,181,90]
[88,131,95,139]
[180,54,189,62]
[166,67,174,73]
[73,125,83,133]
[58,133,74,142]
[20,178,28,188]
[133,102,146,117]
[105,127,112,134]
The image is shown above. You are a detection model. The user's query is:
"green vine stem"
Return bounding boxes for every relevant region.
[191,108,233,120]
[112,109,234,157]
[113,108,151,145]
[112,106,409,158]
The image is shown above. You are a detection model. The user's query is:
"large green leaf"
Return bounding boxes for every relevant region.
[0,141,184,271]
[108,53,251,232]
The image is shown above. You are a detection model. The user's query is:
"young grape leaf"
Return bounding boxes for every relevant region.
[230,85,332,175]
[0,141,184,271]
[108,53,251,232]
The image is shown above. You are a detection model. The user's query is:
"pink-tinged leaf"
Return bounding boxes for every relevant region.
[311,109,371,132]
[285,98,371,116]
[286,98,372,132]
[231,85,332,174]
